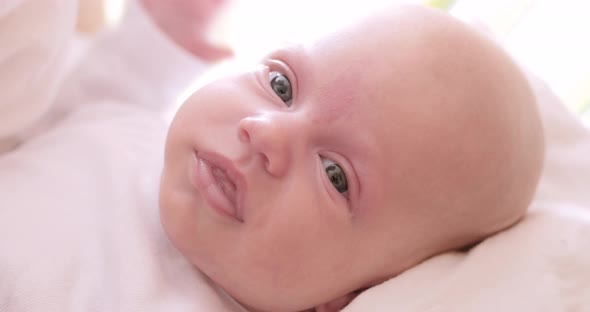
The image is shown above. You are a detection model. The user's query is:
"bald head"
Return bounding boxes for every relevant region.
[299,2,545,287]
[309,6,545,309]
[362,5,546,253]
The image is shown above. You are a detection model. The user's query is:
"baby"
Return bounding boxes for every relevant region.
[157,3,544,312]
[0,1,544,312]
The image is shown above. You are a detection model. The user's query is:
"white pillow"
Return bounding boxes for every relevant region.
[527,70,590,207]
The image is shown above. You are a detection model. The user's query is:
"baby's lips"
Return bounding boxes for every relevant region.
[212,167,238,205]
[196,150,248,222]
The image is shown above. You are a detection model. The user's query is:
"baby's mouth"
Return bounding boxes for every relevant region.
[191,151,246,222]
[212,166,237,206]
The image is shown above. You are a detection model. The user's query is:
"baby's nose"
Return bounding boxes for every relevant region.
[238,114,292,177]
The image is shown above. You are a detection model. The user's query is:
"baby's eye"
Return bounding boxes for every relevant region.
[322,158,348,195]
[269,71,293,105]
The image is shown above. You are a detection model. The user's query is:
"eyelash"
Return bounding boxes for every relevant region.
[269,71,293,106]
[265,60,296,107]
[320,154,352,204]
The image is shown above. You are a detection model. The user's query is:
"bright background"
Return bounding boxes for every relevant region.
[213,0,590,123]
[94,0,590,123]
[448,0,590,123]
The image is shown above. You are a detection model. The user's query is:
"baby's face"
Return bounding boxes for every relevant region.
[160,5,542,312]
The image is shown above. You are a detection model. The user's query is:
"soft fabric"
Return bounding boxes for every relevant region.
[0,0,75,152]
[0,1,244,311]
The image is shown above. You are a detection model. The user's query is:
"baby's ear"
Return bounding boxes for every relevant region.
[314,291,361,312]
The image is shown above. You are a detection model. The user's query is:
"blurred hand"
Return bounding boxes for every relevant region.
[139,0,233,62]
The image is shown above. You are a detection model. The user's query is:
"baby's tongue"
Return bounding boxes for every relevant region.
[212,167,236,204]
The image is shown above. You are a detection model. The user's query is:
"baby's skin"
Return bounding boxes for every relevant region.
[140,0,233,61]
[158,4,544,311]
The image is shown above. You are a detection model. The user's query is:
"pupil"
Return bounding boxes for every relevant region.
[326,164,348,193]
[271,74,292,103]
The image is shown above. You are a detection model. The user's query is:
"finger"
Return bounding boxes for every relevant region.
[185,39,234,62]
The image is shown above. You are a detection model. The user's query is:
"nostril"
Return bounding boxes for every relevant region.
[261,154,270,172]
[239,128,250,143]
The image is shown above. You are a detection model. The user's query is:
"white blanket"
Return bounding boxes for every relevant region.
[1,1,243,311]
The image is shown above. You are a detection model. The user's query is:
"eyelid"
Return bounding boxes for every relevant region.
[264,59,298,107]
[319,153,357,212]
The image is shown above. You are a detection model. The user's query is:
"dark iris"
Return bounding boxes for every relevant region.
[270,73,293,104]
[325,164,348,193]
